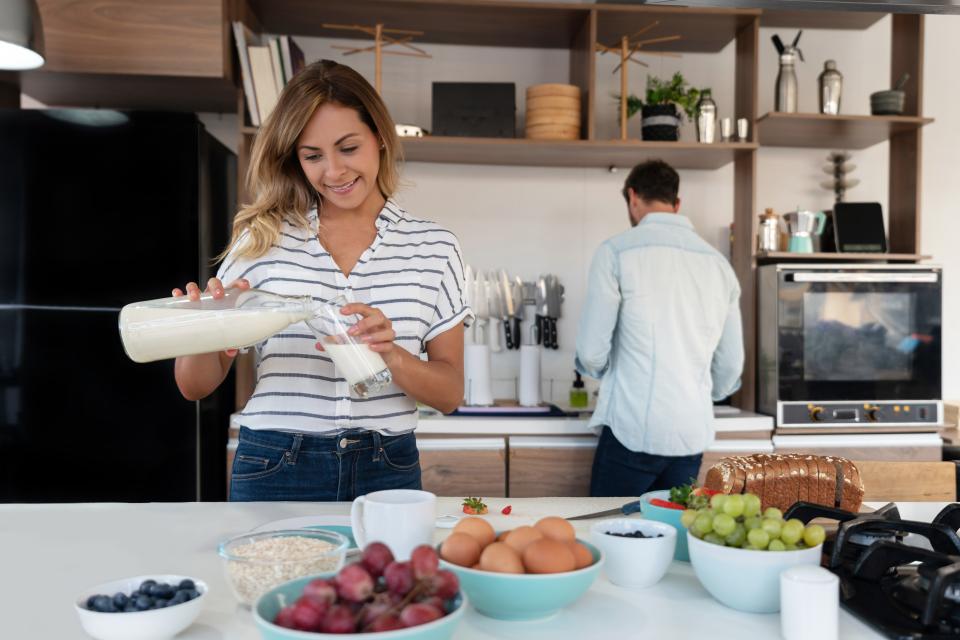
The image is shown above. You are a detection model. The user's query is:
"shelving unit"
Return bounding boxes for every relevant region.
[24,1,932,412]
[756,112,933,149]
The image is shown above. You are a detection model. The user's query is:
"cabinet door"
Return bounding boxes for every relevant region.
[508,436,597,498]
[417,437,507,498]
[37,0,227,77]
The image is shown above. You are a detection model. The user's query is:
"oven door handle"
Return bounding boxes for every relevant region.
[790,272,938,283]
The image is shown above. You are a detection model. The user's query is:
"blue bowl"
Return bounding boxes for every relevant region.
[253,572,466,639]
[639,490,688,561]
[439,538,603,621]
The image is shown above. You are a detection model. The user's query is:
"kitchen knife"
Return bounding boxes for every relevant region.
[567,499,643,521]
[512,276,524,349]
[464,264,474,345]
[499,269,515,349]
[485,273,503,352]
[535,276,549,346]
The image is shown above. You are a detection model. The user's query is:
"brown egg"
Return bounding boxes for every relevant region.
[440,532,483,567]
[497,530,510,542]
[523,538,576,574]
[454,516,496,548]
[503,526,543,554]
[534,516,576,543]
[479,542,525,574]
[568,541,594,569]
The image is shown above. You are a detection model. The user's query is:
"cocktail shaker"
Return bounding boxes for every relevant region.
[819,60,843,115]
[695,89,717,143]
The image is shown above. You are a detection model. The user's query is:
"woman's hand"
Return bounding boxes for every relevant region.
[316,302,403,368]
[172,277,250,356]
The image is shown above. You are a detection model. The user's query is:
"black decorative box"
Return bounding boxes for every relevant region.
[431,82,516,138]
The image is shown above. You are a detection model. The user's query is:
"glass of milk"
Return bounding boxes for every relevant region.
[306,296,393,398]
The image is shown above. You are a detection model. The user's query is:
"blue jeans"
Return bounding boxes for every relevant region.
[230,427,422,502]
[590,426,703,497]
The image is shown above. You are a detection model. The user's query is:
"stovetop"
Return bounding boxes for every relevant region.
[784,502,960,639]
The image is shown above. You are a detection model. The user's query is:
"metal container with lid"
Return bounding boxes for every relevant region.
[819,60,843,115]
[758,208,780,252]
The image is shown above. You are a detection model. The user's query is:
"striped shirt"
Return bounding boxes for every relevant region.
[217,200,472,435]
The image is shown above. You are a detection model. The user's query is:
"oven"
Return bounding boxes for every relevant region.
[758,264,942,428]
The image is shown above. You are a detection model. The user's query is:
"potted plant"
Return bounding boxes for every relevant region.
[623,72,703,141]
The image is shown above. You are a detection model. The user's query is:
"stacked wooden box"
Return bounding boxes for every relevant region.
[524,84,581,140]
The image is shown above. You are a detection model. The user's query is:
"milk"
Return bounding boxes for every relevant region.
[323,341,391,395]
[119,305,309,363]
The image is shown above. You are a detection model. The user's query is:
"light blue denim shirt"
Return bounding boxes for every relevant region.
[575,213,744,456]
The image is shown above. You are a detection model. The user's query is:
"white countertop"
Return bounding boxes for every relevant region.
[5,497,934,639]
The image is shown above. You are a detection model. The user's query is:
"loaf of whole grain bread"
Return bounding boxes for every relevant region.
[703,453,864,513]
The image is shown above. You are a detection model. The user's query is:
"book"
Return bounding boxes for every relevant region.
[231,21,260,127]
[247,45,279,124]
[280,35,306,82]
[267,37,285,96]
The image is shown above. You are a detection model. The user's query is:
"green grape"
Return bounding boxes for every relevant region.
[722,494,744,518]
[712,513,736,537]
[689,526,705,539]
[725,523,747,548]
[747,527,770,550]
[693,512,715,536]
[744,516,762,530]
[743,493,762,517]
[803,524,826,547]
[761,517,783,540]
[763,507,783,520]
[704,532,725,546]
[710,494,727,511]
[783,543,798,551]
[680,509,699,529]
[781,520,804,545]
[768,539,786,551]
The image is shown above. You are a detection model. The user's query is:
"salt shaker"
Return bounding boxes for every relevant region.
[780,565,839,640]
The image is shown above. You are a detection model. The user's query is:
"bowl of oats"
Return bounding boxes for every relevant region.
[218,529,349,607]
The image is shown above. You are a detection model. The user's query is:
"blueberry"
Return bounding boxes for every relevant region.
[169,591,189,605]
[112,593,128,609]
[153,584,175,599]
[139,579,157,591]
[90,595,112,612]
[123,603,138,613]
[155,599,169,609]
[85,595,99,609]
[129,590,141,599]
[177,579,195,591]
[185,589,200,601]
[134,595,153,611]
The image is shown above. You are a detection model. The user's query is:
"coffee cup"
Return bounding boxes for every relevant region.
[350,489,437,559]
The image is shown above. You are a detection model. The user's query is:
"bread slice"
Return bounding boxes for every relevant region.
[784,455,801,513]
[817,457,837,508]
[744,457,763,501]
[704,461,733,494]
[731,457,747,495]
[804,456,819,505]
[795,455,808,504]
[837,458,864,512]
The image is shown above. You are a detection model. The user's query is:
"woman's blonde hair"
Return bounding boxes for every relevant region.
[221,60,401,261]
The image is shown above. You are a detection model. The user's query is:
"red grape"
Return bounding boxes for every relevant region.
[302,578,337,606]
[273,605,297,629]
[361,542,395,578]
[410,545,439,579]
[399,602,443,627]
[334,563,374,602]
[359,593,393,627]
[426,569,459,600]
[291,599,326,631]
[419,595,445,611]
[368,614,404,631]
[383,561,415,595]
[321,604,357,633]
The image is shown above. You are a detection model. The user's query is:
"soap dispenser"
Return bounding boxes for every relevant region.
[570,371,589,408]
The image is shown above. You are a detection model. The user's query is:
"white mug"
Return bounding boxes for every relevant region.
[350,489,437,560]
[780,565,839,640]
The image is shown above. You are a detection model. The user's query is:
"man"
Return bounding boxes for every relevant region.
[576,159,743,497]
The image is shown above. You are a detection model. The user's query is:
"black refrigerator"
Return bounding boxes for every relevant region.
[0,109,236,502]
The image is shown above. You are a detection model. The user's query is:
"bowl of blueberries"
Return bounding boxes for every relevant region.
[74,574,206,640]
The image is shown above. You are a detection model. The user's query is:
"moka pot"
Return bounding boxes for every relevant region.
[782,209,826,253]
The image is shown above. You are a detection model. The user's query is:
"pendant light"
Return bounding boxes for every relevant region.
[0,0,45,70]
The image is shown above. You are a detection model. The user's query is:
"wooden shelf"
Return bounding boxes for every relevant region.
[756,112,933,149]
[756,251,930,263]
[248,0,759,53]
[398,136,756,170]
[760,10,885,30]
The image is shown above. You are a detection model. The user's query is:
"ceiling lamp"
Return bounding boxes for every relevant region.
[0,0,45,70]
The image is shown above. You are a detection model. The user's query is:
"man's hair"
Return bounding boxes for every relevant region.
[621,159,680,205]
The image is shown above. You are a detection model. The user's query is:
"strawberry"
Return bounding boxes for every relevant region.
[462,497,488,515]
[501,505,512,515]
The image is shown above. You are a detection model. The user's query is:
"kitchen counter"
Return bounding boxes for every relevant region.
[4,497,934,639]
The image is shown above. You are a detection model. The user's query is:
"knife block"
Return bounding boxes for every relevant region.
[464,344,494,406]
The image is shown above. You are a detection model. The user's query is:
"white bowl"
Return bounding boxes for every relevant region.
[74,574,207,640]
[589,519,676,588]
[687,533,822,613]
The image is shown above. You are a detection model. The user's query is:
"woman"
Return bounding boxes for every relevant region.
[173,60,470,501]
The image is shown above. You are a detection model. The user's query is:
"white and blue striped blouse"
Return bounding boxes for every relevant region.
[218,200,472,435]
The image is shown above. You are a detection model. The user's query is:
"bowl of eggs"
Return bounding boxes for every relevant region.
[437,516,602,621]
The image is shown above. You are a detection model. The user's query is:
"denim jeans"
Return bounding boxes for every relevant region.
[230,427,422,502]
[590,426,703,497]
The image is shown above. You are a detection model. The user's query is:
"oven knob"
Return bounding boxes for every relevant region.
[809,406,824,422]
[865,406,880,422]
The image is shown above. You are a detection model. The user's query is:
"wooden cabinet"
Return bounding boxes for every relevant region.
[508,436,597,498]
[417,436,507,498]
